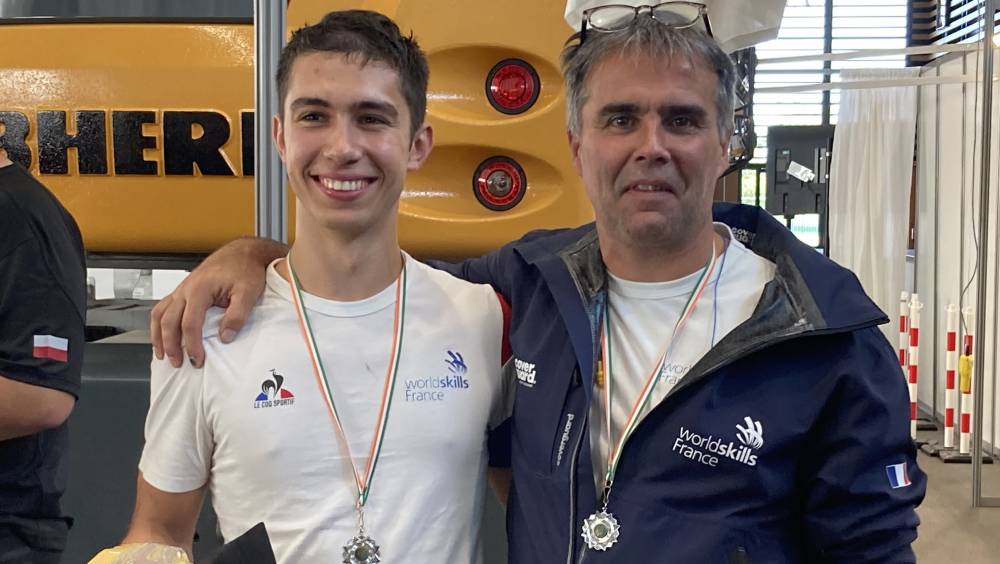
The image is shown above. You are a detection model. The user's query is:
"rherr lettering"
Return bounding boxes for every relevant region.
[0,108,257,176]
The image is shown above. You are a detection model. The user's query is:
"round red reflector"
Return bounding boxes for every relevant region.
[473,157,527,211]
[486,59,540,115]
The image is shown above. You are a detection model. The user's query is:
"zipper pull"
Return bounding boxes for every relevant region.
[729,546,751,564]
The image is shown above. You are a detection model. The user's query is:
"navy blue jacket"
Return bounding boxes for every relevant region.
[445,203,925,564]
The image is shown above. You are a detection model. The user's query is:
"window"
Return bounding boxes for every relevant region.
[829,1,908,123]
[744,0,906,247]
[934,0,995,45]
[752,0,907,165]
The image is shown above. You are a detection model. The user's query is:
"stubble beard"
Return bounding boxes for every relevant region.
[615,192,708,254]
[624,213,694,252]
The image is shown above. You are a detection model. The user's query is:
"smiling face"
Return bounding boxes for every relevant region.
[569,50,730,254]
[273,51,432,241]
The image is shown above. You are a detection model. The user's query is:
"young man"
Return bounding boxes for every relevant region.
[153,6,924,563]
[0,153,84,563]
[119,11,510,563]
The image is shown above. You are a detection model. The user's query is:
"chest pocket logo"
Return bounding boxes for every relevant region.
[514,357,536,388]
[404,350,471,402]
[253,369,296,409]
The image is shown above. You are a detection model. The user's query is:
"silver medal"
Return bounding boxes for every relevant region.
[581,510,620,551]
[342,533,381,564]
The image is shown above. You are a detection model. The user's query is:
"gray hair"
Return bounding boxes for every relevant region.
[560,14,736,138]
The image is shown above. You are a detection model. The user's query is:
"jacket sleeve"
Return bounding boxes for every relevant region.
[427,240,522,302]
[801,327,926,563]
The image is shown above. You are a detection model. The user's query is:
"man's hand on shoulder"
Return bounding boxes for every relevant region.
[151,237,287,369]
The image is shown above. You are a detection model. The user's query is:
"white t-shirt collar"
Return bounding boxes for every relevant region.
[607,223,734,300]
[265,254,409,318]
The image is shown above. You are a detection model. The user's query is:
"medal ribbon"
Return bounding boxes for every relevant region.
[287,252,406,509]
[599,242,717,494]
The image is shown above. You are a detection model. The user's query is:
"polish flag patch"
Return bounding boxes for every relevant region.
[33,335,69,362]
[885,462,912,489]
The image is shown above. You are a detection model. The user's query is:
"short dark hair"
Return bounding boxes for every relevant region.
[276,10,429,137]
[561,15,736,138]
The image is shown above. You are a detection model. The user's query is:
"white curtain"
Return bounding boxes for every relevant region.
[829,68,919,340]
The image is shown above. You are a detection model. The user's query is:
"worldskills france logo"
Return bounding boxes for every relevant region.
[253,369,295,409]
[404,350,470,402]
[671,416,764,468]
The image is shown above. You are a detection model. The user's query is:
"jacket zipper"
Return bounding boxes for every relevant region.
[667,319,881,403]
[559,255,603,564]
[576,528,590,564]
[565,406,587,564]
[731,546,751,564]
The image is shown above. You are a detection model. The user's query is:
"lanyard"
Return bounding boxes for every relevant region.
[287,252,407,509]
[598,242,717,495]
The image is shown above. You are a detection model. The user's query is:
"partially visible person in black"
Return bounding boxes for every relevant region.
[0,153,85,563]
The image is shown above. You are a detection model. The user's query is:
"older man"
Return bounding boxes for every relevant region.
[153,5,924,563]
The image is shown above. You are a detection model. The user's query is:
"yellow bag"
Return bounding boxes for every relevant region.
[960,354,974,394]
[88,544,192,564]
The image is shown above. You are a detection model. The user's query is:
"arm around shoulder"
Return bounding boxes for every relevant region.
[429,238,527,300]
[152,236,287,368]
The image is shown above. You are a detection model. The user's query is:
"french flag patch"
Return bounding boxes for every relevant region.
[33,334,69,363]
[886,462,912,489]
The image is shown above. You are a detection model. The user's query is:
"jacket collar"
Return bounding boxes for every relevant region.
[715,202,888,332]
[512,202,888,335]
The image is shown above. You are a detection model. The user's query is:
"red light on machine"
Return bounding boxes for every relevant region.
[473,156,527,211]
[486,59,540,115]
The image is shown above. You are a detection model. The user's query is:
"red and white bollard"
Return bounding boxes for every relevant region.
[908,294,922,440]
[960,307,975,455]
[898,292,910,369]
[943,304,959,449]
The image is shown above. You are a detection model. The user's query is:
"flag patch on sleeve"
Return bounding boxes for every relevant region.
[33,334,69,362]
[885,462,912,489]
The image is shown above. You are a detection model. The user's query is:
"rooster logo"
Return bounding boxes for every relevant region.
[255,369,295,402]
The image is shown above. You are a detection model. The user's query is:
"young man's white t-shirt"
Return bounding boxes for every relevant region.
[590,224,777,487]
[139,255,511,563]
